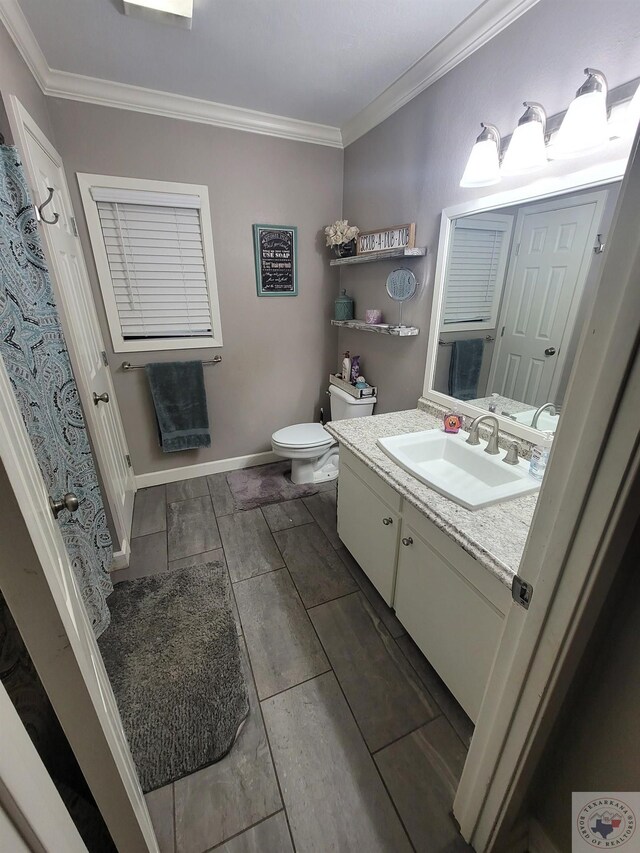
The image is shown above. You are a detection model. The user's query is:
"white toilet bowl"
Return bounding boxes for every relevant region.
[271,386,376,485]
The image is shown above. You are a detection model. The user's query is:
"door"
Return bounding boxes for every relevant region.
[488,193,605,406]
[7,97,135,565]
[0,355,157,851]
[337,461,400,605]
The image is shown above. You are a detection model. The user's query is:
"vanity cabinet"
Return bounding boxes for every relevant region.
[337,447,511,722]
[337,456,400,605]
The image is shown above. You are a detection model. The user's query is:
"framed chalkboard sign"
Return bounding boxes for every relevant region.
[253,224,298,297]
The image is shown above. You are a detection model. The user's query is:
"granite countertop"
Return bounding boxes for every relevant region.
[325,409,538,589]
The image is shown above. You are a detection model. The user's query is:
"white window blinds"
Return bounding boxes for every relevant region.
[92,187,213,340]
[442,215,513,331]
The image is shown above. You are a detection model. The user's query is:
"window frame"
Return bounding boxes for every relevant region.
[77,173,223,353]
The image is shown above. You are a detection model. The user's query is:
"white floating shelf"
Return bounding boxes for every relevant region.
[331,319,419,337]
[329,247,426,266]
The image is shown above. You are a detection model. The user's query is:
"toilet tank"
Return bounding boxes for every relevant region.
[328,385,376,420]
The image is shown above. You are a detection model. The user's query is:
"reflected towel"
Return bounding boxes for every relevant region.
[146,361,211,452]
[448,338,484,401]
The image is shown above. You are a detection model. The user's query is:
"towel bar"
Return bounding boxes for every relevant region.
[122,356,222,371]
[438,335,495,347]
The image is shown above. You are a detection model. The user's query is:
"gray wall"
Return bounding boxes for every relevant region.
[47,100,343,475]
[340,0,640,414]
[0,22,54,144]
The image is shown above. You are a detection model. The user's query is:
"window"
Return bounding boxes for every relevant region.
[441,213,513,333]
[78,175,222,352]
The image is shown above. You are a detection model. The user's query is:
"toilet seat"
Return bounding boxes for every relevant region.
[272,422,333,451]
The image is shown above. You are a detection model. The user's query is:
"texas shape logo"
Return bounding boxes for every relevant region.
[576,797,636,847]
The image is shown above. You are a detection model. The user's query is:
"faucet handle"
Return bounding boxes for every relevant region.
[503,441,520,465]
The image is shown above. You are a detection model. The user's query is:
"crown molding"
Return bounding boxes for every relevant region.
[0,0,342,148]
[44,68,343,147]
[341,0,542,147]
[1,0,541,151]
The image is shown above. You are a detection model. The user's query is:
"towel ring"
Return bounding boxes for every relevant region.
[37,187,60,225]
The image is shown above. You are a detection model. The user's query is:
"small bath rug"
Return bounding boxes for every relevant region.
[226,460,319,511]
[98,561,249,792]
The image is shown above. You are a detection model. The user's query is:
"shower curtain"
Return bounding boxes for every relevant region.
[0,143,113,637]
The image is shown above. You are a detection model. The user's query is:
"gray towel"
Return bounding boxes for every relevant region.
[146,361,211,452]
[449,338,484,401]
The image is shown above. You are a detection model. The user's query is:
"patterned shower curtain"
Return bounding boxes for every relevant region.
[0,144,113,637]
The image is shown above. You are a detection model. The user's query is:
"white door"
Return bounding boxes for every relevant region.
[488,193,606,406]
[7,97,135,566]
[0,355,157,851]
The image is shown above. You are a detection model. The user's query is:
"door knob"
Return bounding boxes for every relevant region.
[93,391,110,405]
[382,517,393,526]
[49,492,79,519]
[544,347,556,356]
[402,537,413,546]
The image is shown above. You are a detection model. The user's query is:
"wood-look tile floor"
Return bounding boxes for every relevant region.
[111,470,474,853]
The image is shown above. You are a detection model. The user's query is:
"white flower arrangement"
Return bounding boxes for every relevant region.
[324,219,360,247]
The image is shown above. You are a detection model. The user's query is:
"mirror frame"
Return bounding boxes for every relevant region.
[422,158,628,445]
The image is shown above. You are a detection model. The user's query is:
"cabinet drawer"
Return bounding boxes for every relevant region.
[337,462,400,605]
[339,447,402,513]
[394,520,505,722]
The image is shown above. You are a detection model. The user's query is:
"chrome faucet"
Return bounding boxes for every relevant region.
[465,414,500,455]
[531,403,557,429]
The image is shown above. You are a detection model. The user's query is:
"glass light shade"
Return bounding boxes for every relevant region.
[552,90,609,159]
[460,138,501,187]
[501,120,547,175]
[624,84,640,139]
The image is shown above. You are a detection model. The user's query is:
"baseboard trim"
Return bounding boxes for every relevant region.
[528,818,561,853]
[134,450,279,489]
[111,540,130,571]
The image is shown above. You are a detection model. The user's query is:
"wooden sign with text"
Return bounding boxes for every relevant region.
[357,223,416,255]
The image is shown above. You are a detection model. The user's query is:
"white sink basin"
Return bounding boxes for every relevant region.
[377,429,540,510]
[511,409,560,432]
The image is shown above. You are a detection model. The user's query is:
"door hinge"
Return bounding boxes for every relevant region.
[515,243,520,255]
[101,350,109,367]
[125,454,132,468]
[70,216,78,237]
[500,325,505,337]
[512,575,533,609]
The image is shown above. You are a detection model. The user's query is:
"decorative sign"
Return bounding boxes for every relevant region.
[357,223,416,255]
[253,224,297,296]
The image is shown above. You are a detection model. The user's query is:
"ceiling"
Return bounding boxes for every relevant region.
[17,0,488,127]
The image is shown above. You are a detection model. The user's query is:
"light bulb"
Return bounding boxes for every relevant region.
[460,124,501,187]
[501,103,548,175]
[552,69,609,159]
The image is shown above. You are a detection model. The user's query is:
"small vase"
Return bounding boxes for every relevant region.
[334,239,356,258]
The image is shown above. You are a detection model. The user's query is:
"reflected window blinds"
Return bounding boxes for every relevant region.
[442,216,513,331]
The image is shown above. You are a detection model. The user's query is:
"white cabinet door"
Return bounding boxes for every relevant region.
[394,520,505,722]
[337,461,399,604]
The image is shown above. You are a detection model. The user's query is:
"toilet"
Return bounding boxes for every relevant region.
[271,385,376,485]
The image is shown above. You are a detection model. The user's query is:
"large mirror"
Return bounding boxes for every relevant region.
[425,177,622,437]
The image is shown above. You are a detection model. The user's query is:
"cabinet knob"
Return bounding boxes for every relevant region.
[93,391,110,405]
[382,517,393,526]
[402,537,413,547]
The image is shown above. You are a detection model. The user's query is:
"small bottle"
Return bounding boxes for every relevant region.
[341,351,351,382]
[529,434,552,480]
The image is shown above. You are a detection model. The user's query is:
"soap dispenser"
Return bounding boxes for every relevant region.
[335,289,354,321]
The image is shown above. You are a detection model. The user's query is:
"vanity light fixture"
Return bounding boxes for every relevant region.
[501,102,548,175]
[552,68,609,159]
[459,124,501,188]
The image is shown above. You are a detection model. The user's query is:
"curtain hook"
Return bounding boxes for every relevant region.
[38,187,60,225]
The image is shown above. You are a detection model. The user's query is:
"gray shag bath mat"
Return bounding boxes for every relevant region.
[98,561,249,793]
[226,460,318,511]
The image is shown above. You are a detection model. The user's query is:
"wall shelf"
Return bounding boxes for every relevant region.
[331,319,419,337]
[329,247,426,266]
